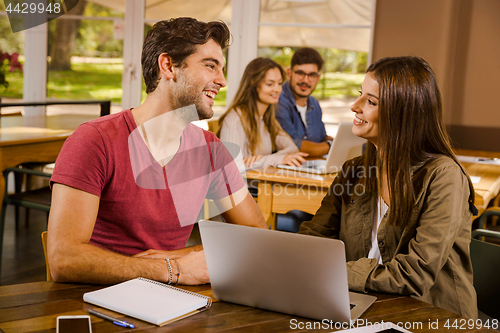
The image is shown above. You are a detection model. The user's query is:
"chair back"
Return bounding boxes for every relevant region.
[470,230,500,319]
[207,119,219,136]
[41,231,53,281]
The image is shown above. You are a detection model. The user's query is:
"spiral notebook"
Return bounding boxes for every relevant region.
[83,277,212,326]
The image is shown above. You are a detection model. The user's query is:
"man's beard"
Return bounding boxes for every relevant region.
[170,70,214,122]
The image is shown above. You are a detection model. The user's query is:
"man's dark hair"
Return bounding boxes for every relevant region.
[142,17,231,93]
[290,47,324,71]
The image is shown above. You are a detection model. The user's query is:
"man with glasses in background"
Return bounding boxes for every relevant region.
[277,48,333,157]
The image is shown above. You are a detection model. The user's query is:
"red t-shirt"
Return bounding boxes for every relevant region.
[50,109,244,255]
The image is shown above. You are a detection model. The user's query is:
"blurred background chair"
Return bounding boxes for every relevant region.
[207,119,219,134]
[476,206,500,229]
[0,167,52,278]
[0,99,111,117]
[1,167,52,230]
[470,229,500,320]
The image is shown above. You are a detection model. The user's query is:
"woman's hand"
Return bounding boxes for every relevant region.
[282,152,308,167]
[244,155,263,167]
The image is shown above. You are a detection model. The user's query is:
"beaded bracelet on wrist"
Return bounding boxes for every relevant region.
[173,258,181,285]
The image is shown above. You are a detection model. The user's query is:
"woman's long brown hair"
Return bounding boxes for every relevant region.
[363,56,475,227]
[217,57,286,155]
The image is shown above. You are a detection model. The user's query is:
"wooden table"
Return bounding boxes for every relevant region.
[456,149,500,214]
[247,152,500,228]
[246,168,335,228]
[0,114,96,208]
[0,281,496,332]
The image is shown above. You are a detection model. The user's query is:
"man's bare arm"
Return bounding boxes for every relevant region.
[217,188,267,229]
[132,245,203,259]
[299,139,330,157]
[48,184,207,285]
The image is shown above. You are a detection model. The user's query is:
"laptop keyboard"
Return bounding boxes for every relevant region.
[305,164,322,170]
[304,160,325,169]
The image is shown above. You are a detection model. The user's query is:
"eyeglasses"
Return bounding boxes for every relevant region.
[293,70,320,80]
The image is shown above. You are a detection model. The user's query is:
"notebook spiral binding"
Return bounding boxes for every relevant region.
[137,277,212,309]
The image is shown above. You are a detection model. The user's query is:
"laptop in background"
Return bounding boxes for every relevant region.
[277,122,366,174]
[198,220,376,322]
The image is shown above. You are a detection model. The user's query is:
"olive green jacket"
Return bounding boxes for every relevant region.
[299,155,477,319]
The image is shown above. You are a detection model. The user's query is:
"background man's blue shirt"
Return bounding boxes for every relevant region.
[276,81,327,148]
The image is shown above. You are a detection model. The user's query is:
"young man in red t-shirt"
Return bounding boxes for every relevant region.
[48,18,266,285]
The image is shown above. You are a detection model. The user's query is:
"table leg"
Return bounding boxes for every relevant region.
[257,181,276,229]
[203,199,210,220]
[0,173,5,217]
[492,193,500,226]
[0,173,5,277]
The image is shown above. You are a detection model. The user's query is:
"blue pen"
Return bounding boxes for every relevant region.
[89,309,135,329]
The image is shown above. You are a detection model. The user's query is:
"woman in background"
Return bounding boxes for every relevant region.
[299,56,477,318]
[218,57,307,169]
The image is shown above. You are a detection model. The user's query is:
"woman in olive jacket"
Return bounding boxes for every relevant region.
[299,56,477,319]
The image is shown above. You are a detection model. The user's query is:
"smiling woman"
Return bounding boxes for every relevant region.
[351,72,379,145]
[299,56,479,319]
[218,57,307,169]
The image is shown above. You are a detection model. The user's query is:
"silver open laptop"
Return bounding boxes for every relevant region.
[198,220,376,322]
[278,122,366,174]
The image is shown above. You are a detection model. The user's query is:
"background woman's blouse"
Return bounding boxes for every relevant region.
[219,109,298,168]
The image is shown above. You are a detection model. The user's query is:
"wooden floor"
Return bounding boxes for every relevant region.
[0,206,47,286]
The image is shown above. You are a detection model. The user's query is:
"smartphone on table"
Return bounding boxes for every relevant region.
[56,315,92,333]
